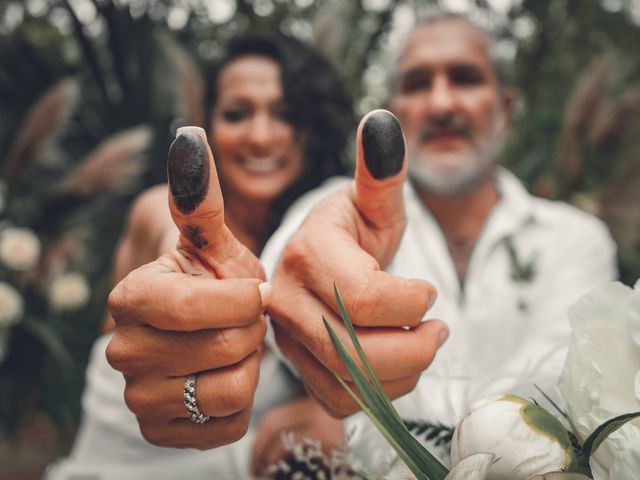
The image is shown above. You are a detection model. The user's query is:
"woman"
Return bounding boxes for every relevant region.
[45,32,354,479]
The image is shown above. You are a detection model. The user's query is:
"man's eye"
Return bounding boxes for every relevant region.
[221,109,249,122]
[450,67,484,86]
[401,75,431,93]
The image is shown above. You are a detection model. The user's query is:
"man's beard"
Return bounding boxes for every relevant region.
[407,113,502,196]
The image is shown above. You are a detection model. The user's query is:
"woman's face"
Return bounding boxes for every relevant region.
[209,55,304,204]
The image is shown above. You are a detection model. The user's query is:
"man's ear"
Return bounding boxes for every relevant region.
[500,87,517,132]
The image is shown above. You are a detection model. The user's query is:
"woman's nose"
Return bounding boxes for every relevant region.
[247,113,275,152]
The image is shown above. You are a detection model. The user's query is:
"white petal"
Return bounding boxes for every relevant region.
[445,453,494,480]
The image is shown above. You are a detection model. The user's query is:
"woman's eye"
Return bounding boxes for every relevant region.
[221,109,249,122]
[274,106,295,124]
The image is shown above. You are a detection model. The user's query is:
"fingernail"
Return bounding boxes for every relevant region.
[258,282,272,308]
[167,128,209,215]
[362,110,405,180]
[437,326,449,348]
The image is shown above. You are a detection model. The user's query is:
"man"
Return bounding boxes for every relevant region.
[105,12,616,471]
[258,13,617,468]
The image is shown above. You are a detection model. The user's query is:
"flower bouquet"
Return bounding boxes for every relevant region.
[268,282,639,479]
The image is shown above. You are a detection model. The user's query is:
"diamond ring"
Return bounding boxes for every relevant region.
[183,375,210,424]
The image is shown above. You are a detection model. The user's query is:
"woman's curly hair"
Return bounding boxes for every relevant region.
[203,32,355,246]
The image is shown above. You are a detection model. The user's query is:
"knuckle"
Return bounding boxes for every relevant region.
[105,334,133,373]
[399,375,421,398]
[123,384,153,416]
[281,237,310,274]
[138,422,173,448]
[417,349,436,372]
[225,415,251,444]
[327,391,354,418]
[107,281,128,320]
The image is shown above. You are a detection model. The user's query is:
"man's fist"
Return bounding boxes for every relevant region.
[268,110,449,417]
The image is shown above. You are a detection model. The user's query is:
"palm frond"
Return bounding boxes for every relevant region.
[4,77,80,183]
[587,85,640,148]
[162,35,205,127]
[556,55,614,186]
[55,125,151,197]
[598,158,640,256]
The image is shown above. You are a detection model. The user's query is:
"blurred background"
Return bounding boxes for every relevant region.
[0,0,639,478]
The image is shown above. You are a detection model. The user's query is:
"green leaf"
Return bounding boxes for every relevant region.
[323,285,450,480]
[534,384,570,422]
[577,411,640,464]
[333,284,403,424]
[21,318,73,373]
[324,318,431,479]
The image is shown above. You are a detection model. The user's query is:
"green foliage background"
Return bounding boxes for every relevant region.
[0,0,639,438]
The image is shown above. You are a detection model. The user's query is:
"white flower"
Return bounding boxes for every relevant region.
[48,272,90,311]
[0,227,41,271]
[0,281,24,328]
[451,394,577,480]
[558,280,640,480]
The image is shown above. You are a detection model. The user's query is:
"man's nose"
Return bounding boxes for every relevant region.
[426,76,457,116]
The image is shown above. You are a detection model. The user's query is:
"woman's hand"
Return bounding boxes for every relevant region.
[106,126,269,450]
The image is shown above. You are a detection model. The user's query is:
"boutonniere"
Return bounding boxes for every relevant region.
[505,237,538,312]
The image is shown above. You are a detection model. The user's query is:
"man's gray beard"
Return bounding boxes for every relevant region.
[408,144,498,196]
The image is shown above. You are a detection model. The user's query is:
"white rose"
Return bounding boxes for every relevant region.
[0,281,24,327]
[558,281,640,480]
[0,227,41,271]
[383,453,494,480]
[48,272,90,311]
[451,395,577,480]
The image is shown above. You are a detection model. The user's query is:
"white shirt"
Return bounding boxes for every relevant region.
[260,168,617,471]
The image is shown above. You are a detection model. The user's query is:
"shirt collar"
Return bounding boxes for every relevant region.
[493,167,537,232]
[404,166,537,239]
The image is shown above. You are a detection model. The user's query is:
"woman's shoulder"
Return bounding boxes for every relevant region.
[125,184,171,247]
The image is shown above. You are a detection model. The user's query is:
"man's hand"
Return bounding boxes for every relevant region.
[106,126,268,450]
[269,110,449,417]
[250,396,344,476]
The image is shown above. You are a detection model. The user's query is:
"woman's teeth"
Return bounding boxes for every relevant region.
[241,157,282,173]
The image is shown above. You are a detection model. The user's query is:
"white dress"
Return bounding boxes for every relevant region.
[44,334,304,479]
[260,169,618,473]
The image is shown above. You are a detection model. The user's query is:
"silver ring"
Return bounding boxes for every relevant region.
[183,375,210,424]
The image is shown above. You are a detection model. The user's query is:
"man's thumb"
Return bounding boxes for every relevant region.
[354,109,408,232]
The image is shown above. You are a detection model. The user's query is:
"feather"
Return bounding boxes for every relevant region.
[556,56,614,184]
[162,35,205,127]
[598,158,640,257]
[56,125,152,197]
[4,77,80,183]
[587,85,640,148]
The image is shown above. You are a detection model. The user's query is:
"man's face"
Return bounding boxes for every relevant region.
[390,20,511,195]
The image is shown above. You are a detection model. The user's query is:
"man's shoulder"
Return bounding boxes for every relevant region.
[529,195,610,239]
